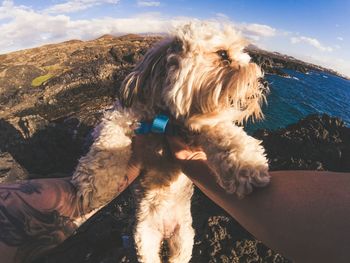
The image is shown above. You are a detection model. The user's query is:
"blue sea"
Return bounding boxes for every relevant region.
[247,70,350,133]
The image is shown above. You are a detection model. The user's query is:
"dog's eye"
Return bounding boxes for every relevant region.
[216,50,231,63]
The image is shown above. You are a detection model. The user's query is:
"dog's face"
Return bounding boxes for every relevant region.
[120,21,267,130]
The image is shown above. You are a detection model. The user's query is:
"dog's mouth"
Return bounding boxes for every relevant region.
[225,89,266,123]
[240,79,268,110]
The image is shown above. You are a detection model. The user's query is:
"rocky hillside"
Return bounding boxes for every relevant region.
[247,46,349,79]
[0,34,159,176]
[1,35,349,263]
[0,34,160,121]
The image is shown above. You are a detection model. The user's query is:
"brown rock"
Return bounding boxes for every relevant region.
[0,152,28,183]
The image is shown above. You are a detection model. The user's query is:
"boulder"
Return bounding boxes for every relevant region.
[254,114,350,172]
[0,152,28,183]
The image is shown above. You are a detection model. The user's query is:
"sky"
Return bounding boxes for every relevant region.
[1,0,349,77]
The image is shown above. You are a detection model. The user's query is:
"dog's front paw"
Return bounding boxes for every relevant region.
[198,123,270,197]
[208,148,270,198]
[217,160,270,198]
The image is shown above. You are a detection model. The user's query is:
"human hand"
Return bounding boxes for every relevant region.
[165,136,207,162]
[130,135,207,177]
[126,135,147,182]
[130,134,207,163]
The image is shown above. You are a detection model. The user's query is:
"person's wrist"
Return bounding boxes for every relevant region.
[176,153,206,169]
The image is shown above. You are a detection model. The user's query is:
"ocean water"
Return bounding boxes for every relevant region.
[247,70,350,133]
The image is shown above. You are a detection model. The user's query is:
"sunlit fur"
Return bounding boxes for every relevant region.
[72,20,270,263]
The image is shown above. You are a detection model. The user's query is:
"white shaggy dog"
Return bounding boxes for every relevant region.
[72,21,270,263]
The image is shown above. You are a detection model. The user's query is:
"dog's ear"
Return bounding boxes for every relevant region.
[119,38,182,108]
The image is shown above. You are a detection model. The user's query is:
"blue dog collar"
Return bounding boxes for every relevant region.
[135,122,152,134]
[135,114,170,134]
[151,115,169,133]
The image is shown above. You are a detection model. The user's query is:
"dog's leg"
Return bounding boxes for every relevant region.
[168,222,194,263]
[134,221,163,263]
[199,122,270,197]
[71,108,137,214]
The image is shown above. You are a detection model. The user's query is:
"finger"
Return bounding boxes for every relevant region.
[165,136,208,161]
[126,161,142,182]
[187,151,207,161]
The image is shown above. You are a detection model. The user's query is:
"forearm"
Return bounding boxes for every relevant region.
[183,162,350,263]
[0,160,142,263]
[0,178,80,263]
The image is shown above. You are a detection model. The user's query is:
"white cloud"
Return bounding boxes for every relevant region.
[290,36,333,52]
[337,36,343,41]
[0,2,72,52]
[214,13,230,20]
[0,1,185,53]
[137,1,160,7]
[300,54,350,77]
[44,0,119,14]
[240,23,276,37]
[0,1,279,54]
[235,23,276,43]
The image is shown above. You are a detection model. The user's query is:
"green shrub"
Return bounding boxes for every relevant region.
[31,74,54,87]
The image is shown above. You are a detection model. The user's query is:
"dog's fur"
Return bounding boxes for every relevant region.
[72,21,270,263]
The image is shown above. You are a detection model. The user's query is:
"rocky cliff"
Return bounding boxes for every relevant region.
[0,34,159,178]
[1,35,349,263]
[247,46,349,79]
